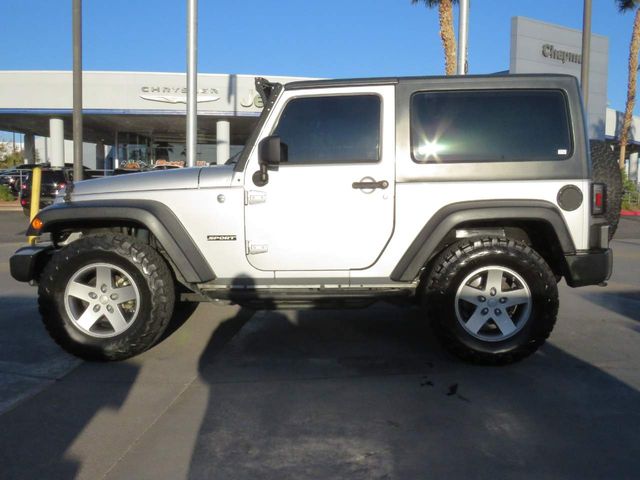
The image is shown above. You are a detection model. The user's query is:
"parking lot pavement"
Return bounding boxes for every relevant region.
[0,214,79,416]
[0,211,639,479]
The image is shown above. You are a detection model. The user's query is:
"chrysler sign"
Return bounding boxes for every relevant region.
[140,86,220,104]
[139,85,264,108]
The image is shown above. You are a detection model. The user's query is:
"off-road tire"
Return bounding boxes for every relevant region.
[423,237,558,365]
[39,233,175,361]
[590,140,622,239]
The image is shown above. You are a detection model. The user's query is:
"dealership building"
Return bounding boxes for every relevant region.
[0,16,638,179]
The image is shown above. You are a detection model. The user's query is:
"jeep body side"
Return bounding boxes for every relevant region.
[10,74,612,363]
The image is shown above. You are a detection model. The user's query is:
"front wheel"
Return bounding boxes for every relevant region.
[38,233,175,361]
[423,237,558,365]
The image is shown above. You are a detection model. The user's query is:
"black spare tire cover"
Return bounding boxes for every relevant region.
[590,140,622,240]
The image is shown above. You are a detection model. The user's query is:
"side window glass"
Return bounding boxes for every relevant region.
[410,89,572,163]
[273,95,381,164]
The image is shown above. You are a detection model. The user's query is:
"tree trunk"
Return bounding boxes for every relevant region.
[619,8,640,169]
[439,0,457,75]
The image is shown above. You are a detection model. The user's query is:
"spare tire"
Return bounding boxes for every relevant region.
[590,140,623,240]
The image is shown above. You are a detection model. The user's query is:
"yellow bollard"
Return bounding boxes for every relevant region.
[28,166,42,246]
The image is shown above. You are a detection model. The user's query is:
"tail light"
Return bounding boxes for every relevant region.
[592,183,605,215]
[21,183,27,190]
[20,198,27,207]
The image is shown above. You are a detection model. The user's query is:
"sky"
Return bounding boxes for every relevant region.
[1,0,638,117]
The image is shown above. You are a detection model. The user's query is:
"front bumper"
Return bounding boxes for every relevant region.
[9,246,54,283]
[564,248,613,287]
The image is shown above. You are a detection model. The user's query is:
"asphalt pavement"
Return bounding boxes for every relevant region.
[0,211,639,479]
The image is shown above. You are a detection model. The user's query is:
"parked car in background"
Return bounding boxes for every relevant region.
[19,168,73,216]
[0,164,48,195]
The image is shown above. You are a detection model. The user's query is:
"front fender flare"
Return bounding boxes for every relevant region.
[29,199,215,283]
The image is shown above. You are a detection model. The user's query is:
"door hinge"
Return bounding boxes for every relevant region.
[247,241,268,255]
[245,190,267,205]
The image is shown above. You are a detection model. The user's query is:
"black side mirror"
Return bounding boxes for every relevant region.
[254,135,283,186]
[259,135,282,171]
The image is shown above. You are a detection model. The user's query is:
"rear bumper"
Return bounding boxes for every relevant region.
[564,248,613,287]
[9,246,54,283]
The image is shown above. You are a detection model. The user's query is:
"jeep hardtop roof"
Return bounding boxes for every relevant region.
[284,73,579,90]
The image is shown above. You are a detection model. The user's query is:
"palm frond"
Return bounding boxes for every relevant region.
[617,0,639,13]
[411,0,459,7]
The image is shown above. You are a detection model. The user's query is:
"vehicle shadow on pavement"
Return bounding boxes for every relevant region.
[186,302,640,480]
[578,289,640,323]
[0,358,140,480]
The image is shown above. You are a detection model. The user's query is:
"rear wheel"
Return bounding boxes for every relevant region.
[39,233,175,361]
[423,237,558,364]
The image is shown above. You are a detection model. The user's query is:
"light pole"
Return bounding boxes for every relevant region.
[581,0,592,111]
[72,0,83,180]
[457,0,469,75]
[186,0,198,168]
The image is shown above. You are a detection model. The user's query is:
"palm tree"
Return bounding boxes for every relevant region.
[412,0,459,75]
[618,0,640,169]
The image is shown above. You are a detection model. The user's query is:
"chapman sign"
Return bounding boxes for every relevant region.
[541,44,582,65]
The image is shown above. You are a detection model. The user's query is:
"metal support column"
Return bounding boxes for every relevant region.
[630,152,639,182]
[186,0,198,167]
[23,134,35,164]
[216,120,230,165]
[95,139,105,171]
[580,0,592,111]
[114,130,119,169]
[50,118,65,168]
[72,0,84,180]
[457,0,469,75]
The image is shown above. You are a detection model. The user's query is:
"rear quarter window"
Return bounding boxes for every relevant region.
[410,89,573,163]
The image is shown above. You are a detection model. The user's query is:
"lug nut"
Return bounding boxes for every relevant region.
[89,292,98,299]
[478,296,486,302]
[106,305,114,313]
[494,308,501,316]
[110,293,119,301]
[93,305,100,312]
[101,284,108,293]
[481,308,489,315]
[500,297,507,304]
[490,287,497,297]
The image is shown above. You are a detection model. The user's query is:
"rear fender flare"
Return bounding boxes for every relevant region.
[390,200,575,282]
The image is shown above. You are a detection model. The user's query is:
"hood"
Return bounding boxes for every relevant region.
[71,167,203,197]
[198,164,236,188]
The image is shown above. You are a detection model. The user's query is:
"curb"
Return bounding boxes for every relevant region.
[0,203,22,212]
[621,210,640,217]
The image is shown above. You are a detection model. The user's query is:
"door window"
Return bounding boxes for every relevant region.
[273,95,381,164]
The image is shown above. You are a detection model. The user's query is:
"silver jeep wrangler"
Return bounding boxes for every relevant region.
[11,74,614,364]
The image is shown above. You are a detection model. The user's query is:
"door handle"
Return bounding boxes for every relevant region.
[352,179,389,190]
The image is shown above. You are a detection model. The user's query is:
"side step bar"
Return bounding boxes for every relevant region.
[182,285,416,309]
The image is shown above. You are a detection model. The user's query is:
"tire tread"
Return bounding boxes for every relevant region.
[424,237,559,365]
[38,233,175,361]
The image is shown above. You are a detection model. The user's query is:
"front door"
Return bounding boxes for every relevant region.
[244,85,395,272]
